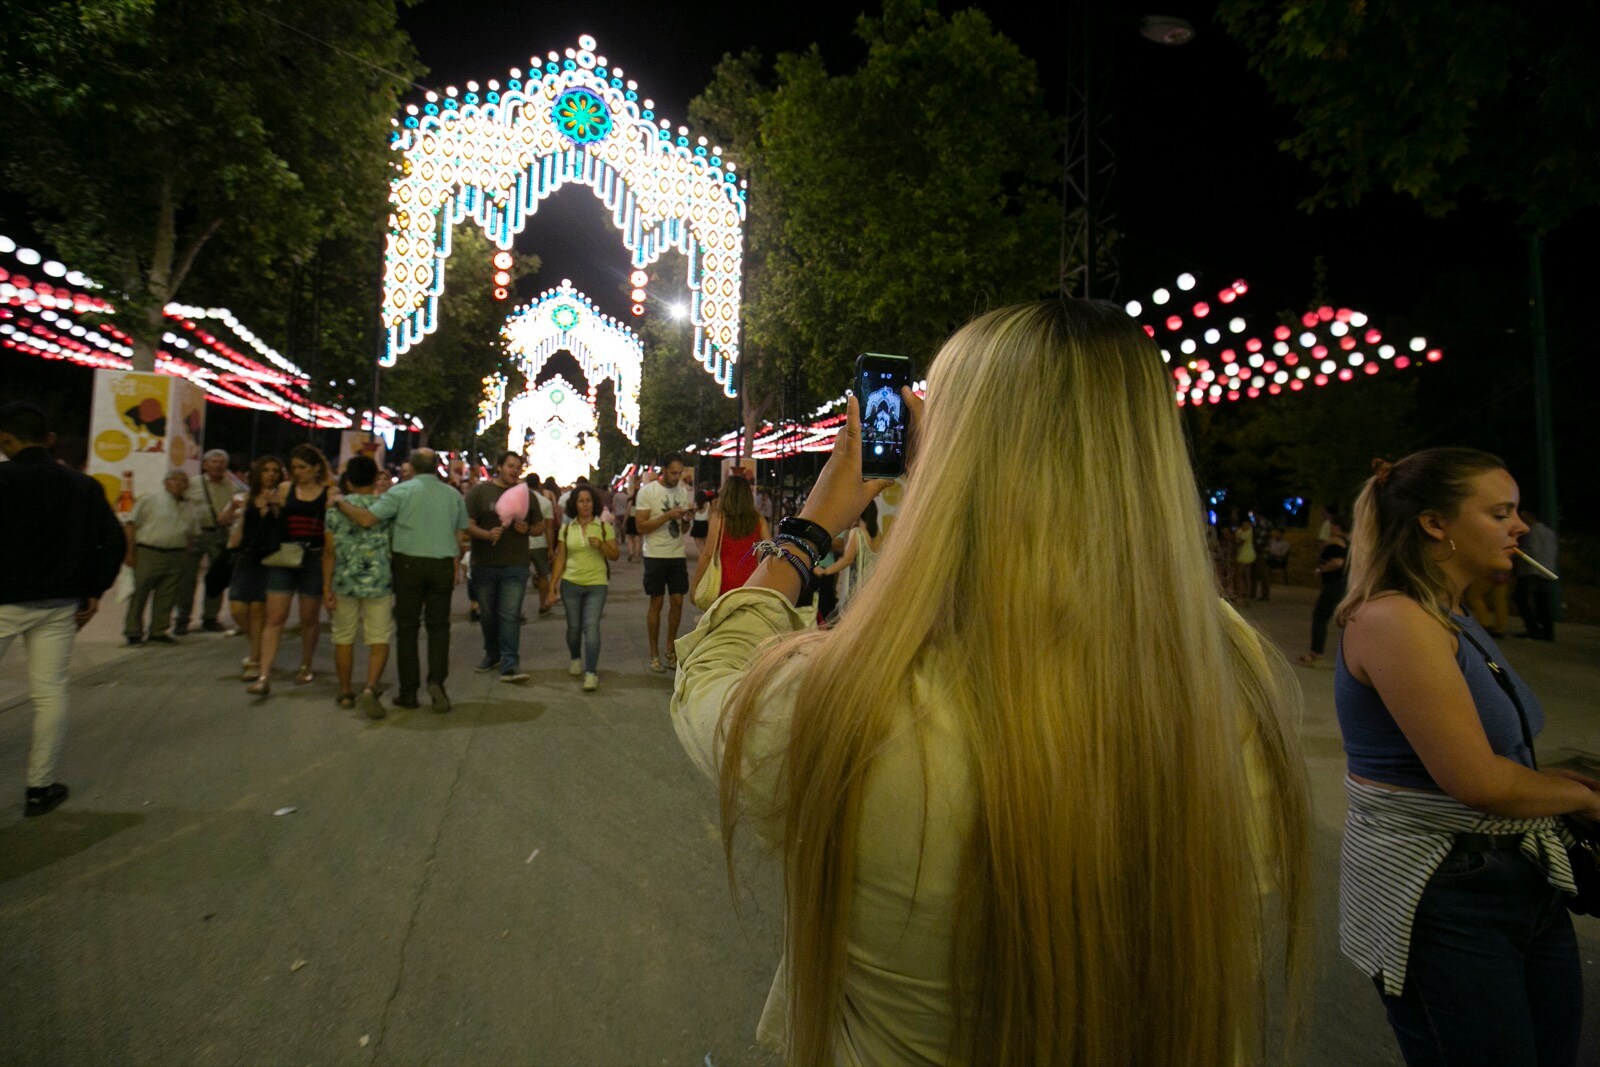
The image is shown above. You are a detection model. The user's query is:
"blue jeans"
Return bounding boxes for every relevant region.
[472,563,528,672]
[1379,843,1581,1066]
[561,580,607,672]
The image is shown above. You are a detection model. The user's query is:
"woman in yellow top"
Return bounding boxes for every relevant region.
[670,300,1311,1065]
[550,484,618,691]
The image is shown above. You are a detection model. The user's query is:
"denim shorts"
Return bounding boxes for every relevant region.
[265,549,323,597]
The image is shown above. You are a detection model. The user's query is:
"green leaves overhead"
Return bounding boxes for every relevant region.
[0,0,421,366]
[1217,0,1600,233]
[687,1,1061,413]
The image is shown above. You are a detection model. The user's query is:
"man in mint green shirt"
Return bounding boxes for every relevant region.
[331,447,467,711]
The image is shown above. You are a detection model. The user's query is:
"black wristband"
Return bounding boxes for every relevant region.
[778,516,832,561]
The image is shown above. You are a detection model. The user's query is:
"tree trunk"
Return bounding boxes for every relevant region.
[130,176,221,372]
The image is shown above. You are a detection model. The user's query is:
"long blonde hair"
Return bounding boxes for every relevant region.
[719,300,1310,1065]
[1336,448,1507,630]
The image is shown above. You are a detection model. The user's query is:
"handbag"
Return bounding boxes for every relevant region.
[261,542,305,569]
[1457,625,1600,915]
[692,518,724,610]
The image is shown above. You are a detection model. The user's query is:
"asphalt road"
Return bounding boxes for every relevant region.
[2,563,1596,1065]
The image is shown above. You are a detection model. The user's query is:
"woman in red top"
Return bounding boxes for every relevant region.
[691,473,769,600]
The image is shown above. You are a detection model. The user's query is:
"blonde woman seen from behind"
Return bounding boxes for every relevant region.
[670,299,1311,1066]
[1334,450,1597,1065]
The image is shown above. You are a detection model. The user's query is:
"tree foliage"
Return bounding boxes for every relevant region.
[687,0,1060,427]
[629,264,739,462]
[0,0,420,367]
[1217,0,1600,232]
[1186,370,1419,512]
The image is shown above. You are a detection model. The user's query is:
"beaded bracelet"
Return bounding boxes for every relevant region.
[752,539,814,592]
[774,533,820,568]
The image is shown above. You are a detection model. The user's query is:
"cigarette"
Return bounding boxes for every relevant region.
[1513,547,1560,581]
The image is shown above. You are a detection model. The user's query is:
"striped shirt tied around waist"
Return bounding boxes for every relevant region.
[1340,775,1577,997]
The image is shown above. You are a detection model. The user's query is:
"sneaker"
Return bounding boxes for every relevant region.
[500,670,530,684]
[583,672,598,692]
[650,657,664,674]
[147,634,178,645]
[173,622,190,636]
[568,659,584,677]
[428,682,451,713]
[393,692,421,709]
[475,656,501,673]
[24,782,69,818]
[201,620,226,633]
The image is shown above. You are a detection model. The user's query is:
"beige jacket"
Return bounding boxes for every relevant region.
[670,588,1280,1065]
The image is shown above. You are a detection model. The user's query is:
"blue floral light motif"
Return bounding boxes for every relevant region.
[552,89,612,145]
[551,303,580,331]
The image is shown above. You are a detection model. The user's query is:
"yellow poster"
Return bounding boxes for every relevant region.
[86,371,206,513]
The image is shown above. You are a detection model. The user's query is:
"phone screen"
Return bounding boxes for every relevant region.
[855,352,911,479]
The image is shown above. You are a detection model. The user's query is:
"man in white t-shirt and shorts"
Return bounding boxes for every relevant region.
[634,455,693,672]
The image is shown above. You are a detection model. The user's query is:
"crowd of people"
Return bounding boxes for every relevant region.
[0,290,1590,1066]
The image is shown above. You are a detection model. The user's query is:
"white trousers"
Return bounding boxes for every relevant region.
[0,603,77,788]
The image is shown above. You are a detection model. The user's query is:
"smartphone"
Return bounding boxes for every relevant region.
[855,352,912,479]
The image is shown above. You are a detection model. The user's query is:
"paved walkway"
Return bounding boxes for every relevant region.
[2,563,1596,1065]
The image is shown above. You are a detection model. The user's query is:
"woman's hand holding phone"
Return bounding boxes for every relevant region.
[798,388,921,538]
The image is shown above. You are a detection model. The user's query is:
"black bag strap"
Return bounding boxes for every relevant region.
[1456,624,1538,771]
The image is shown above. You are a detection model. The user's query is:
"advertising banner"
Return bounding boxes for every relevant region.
[85,370,205,516]
[337,430,387,474]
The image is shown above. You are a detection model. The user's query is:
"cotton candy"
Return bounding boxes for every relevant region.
[495,481,531,525]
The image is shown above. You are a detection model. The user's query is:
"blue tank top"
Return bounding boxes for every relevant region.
[1335,612,1541,790]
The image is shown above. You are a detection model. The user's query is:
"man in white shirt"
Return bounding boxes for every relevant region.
[634,456,694,672]
[122,468,200,645]
[177,448,240,633]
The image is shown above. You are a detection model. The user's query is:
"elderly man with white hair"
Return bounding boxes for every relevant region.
[177,447,240,634]
[122,468,200,645]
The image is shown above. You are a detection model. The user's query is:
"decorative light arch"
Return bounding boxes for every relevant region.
[499,279,642,441]
[508,375,599,485]
[382,34,747,394]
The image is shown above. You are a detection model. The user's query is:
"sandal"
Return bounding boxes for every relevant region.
[241,662,261,681]
[336,692,356,709]
[294,666,315,685]
[247,677,270,697]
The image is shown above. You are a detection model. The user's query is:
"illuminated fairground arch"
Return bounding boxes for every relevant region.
[498,280,642,441]
[507,376,599,485]
[382,34,747,394]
